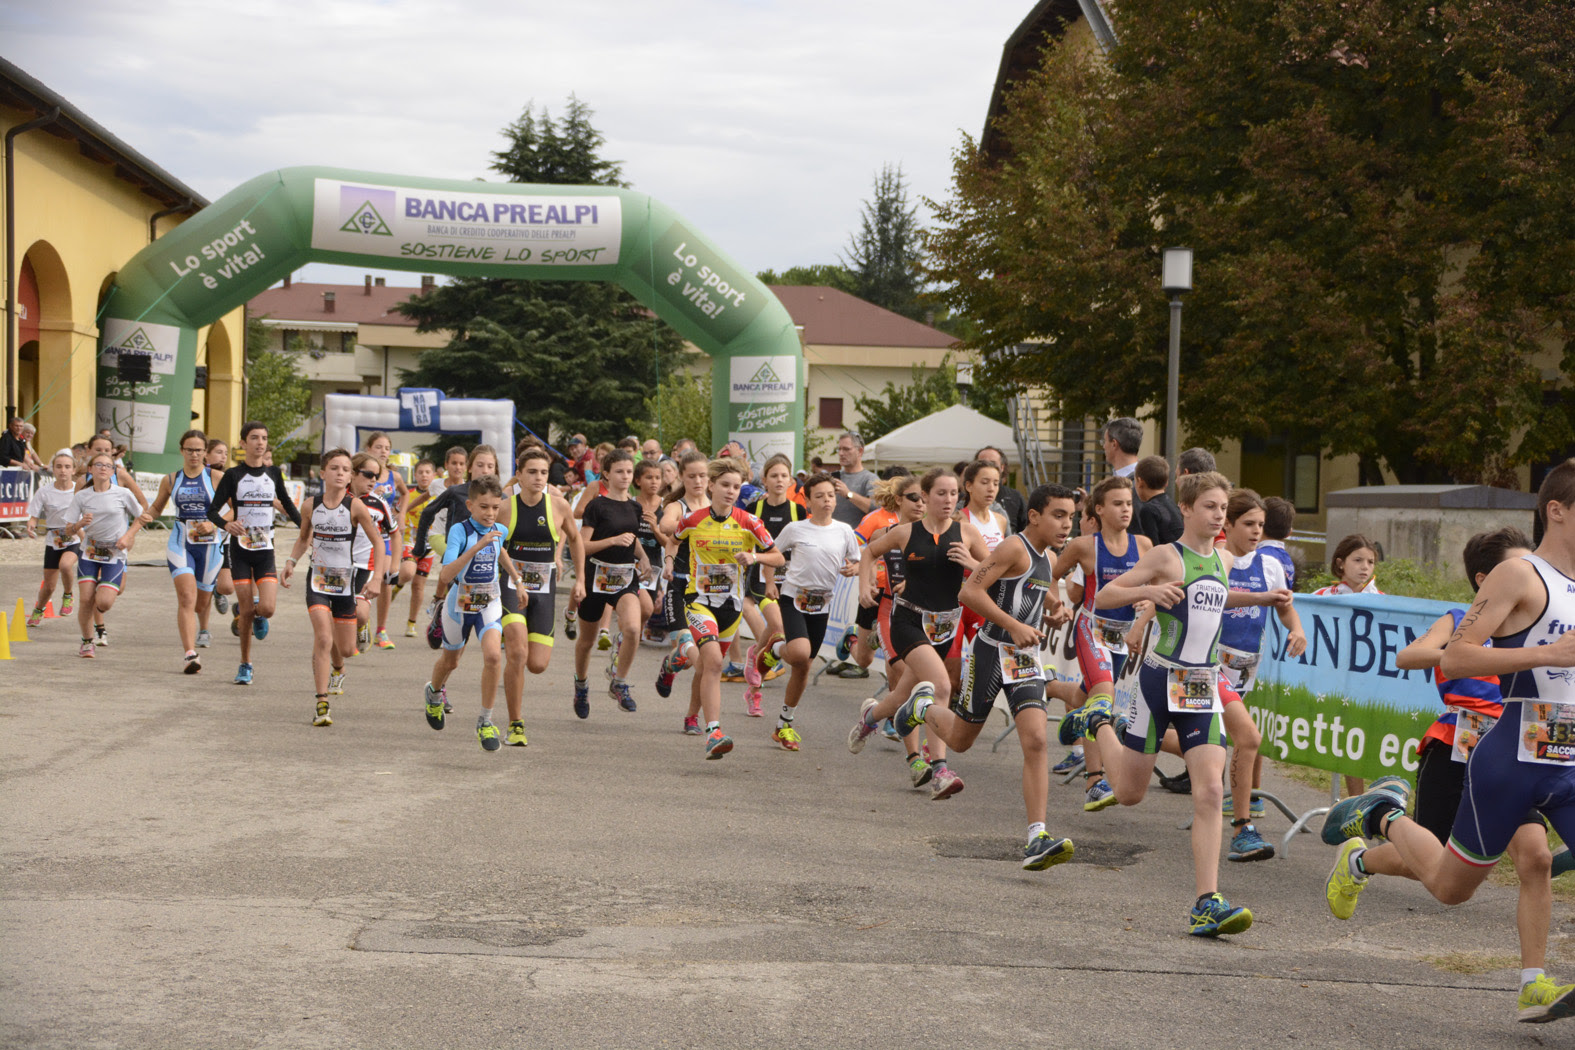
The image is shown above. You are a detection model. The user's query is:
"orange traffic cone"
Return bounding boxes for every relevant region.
[0,613,12,660]
[42,598,56,619]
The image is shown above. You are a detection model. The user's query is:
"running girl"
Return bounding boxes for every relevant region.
[349,452,397,653]
[361,431,407,648]
[675,458,784,758]
[741,454,801,716]
[571,451,652,717]
[280,448,384,727]
[64,452,147,658]
[24,450,81,626]
[1054,476,1150,812]
[207,422,302,686]
[146,430,227,673]
[766,472,861,750]
[848,468,990,799]
[633,459,666,650]
[654,451,709,713]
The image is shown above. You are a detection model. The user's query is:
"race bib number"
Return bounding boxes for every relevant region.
[1518,700,1575,765]
[1002,643,1044,683]
[593,561,635,595]
[1218,644,1261,675]
[1093,615,1131,652]
[1166,666,1220,714]
[47,528,74,550]
[700,562,738,601]
[458,581,498,612]
[185,520,221,544]
[922,608,961,645]
[85,541,119,563]
[518,564,552,594]
[1449,706,1495,764]
[238,525,273,551]
[311,564,352,596]
[794,588,831,614]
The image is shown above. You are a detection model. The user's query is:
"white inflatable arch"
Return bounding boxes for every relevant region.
[321,389,516,474]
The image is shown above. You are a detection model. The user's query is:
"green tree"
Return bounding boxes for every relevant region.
[851,352,1008,442]
[843,164,926,320]
[926,1,1575,483]
[755,264,859,296]
[400,97,686,441]
[631,368,712,455]
[243,315,311,463]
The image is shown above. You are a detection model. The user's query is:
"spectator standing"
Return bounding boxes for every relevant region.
[830,432,877,529]
[1,415,29,467]
[1103,417,1144,478]
[1133,455,1183,546]
[974,445,1026,534]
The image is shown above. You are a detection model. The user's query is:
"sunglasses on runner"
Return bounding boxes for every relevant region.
[181,446,206,454]
[903,492,922,503]
[358,470,380,479]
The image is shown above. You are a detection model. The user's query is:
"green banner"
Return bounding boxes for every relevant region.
[1242,681,1436,782]
[99,167,803,473]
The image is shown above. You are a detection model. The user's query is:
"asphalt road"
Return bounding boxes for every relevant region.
[0,557,1568,1048]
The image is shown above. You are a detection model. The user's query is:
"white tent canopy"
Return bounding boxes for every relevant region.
[862,403,1017,468]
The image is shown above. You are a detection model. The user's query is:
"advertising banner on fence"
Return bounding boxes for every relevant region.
[0,468,35,521]
[1038,592,1451,782]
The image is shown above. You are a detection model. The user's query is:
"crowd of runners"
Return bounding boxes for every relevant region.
[16,417,1575,1024]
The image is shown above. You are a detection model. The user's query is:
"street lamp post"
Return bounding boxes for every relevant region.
[1161,248,1192,487]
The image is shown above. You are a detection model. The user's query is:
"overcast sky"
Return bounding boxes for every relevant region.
[6,0,1035,288]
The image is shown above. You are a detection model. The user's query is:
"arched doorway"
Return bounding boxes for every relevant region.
[19,240,75,453]
[203,320,239,443]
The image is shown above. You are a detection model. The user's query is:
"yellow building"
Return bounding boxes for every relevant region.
[1,57,244,457]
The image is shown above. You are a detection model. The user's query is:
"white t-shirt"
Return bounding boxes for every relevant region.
[69,485,143,562]
[28,482,79,547]
[775,519,861,600]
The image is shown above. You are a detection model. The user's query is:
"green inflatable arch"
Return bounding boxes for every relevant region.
[97,166,804,474]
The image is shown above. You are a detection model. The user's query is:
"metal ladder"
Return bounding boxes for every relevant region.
[1008,389,1110,495]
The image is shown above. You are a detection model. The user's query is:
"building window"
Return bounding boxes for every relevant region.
[1240,433,1320,514]
[819,397,844,430]
[340,331,355,353]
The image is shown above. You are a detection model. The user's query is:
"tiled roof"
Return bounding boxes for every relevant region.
[766,285,957,349]
[247,280,958,348]
[246,281,425,326]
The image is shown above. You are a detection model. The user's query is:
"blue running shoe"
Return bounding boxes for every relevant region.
[1321,788,1407,846]
[894,682,936,733]
[1084,778,1117,812]
[1058,694,1112,747]
[1052,749,1085,775]
[233,662,253,685]
[610,680,637,713]
[1228,824,1275,862]
[573,678,590,719]
[1021,831,1075,871]
[253,616,269,641]
[1188,893,1253,937]
[835,628,857,662]
[880,718,902,742]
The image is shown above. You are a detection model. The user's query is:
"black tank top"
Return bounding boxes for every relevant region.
[505,493,556,566]
[899,520,966,612]
[670,498,692,578]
